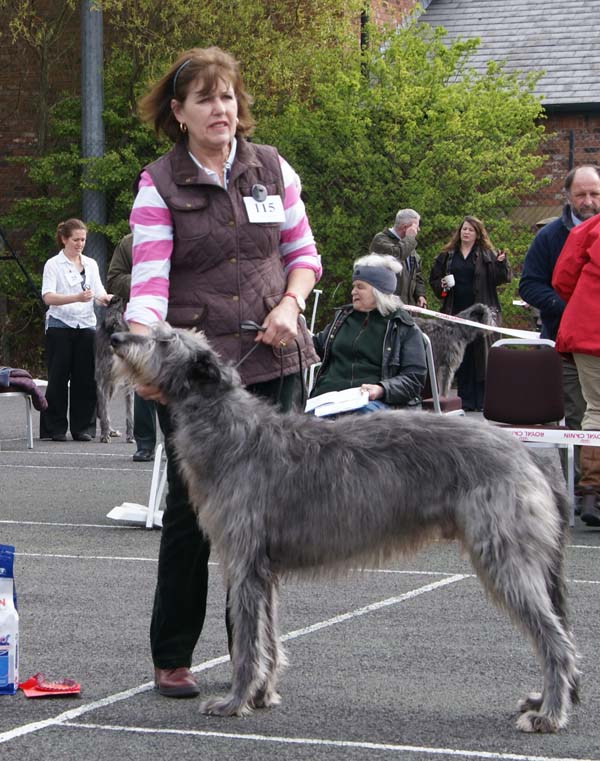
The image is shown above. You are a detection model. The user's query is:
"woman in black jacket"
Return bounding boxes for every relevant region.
[312,254,427,412]
[429,215,511,410]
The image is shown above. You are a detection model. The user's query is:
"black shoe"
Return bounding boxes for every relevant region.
[133,448,154,462]
[581,496,600,527]
[72,433,93,442]
[51,434,67,442]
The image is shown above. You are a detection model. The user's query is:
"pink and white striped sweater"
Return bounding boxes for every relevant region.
[125,154,321,326]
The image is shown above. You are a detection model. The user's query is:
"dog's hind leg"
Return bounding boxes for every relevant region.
[124,389,135,443]
[252,580,287,709]
[513,583,579,733]
[471,539,579,733]
[201,564,272,717]
[437,367,452,398]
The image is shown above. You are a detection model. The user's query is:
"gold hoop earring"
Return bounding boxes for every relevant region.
[179,122,188,133]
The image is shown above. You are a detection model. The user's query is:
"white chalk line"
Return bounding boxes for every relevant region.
[0,575,466,746]
[0,463,150,473]
[0,448,141,459]
[59,723,600,761]
[0,519,145,530]
[9,553,600,588]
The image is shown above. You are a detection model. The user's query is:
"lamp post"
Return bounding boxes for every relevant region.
[80,0,107,281]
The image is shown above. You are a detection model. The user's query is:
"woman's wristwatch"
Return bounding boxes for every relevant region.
[282,291,306,313]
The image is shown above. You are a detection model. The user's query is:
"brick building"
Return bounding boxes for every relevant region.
[0,1,80,219]
[418,0,600,225]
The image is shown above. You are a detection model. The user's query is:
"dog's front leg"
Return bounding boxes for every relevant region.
[97,386,113,443]
[251,578,286,709]
[125,389,135,443]
[201,567,271,717]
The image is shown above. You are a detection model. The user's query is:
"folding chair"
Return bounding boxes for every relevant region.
[0,379,47,449]
[0,392,34,448]
[483,338,575,523]
[420,333,464,415]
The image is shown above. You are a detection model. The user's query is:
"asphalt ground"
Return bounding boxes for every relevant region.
[1,392,600,761]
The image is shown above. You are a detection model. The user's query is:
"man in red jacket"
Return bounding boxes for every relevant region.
[553,214,600,526]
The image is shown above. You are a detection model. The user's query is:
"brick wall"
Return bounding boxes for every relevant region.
[535,112,600,206]
[0,2,80,220]
[370,0,418,26]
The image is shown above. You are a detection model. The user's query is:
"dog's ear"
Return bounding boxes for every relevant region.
[189,348,222,394]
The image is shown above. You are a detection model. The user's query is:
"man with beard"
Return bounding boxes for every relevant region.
[519,165,600,521]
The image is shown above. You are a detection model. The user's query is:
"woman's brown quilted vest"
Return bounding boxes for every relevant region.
[143,139,318,385]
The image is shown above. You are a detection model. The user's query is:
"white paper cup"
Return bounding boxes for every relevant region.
[442,274,455,289]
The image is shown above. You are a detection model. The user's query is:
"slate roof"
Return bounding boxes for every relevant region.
[418,0,600,109]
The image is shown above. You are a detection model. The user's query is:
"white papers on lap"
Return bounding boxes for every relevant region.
[304,387,369,417]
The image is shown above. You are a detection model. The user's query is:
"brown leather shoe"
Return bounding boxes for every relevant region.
[154,667,200,698]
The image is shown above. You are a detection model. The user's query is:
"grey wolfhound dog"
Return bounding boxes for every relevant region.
[111,323,579,733]
[95,296,134,443]
[415,303,496,396]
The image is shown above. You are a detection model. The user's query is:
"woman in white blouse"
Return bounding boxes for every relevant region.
[40,219,112,442]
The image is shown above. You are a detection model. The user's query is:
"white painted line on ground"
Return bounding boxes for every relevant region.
[60,722,600,761]
[281,575,467,641]
[0,519,142,529]
[8,551,600,587]
[0,449,142,459]
[20,552,159,562]
[0,575,466,746]
[0,463,150,472]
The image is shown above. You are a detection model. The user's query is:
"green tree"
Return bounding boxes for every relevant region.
[0,3,546,367]
[258,21,546,318]
[0,0,361,365]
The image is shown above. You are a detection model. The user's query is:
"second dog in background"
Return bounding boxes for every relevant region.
[95,296,134,443]
[415,303,495,397]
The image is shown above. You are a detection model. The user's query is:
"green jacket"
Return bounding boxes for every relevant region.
[369,229,426,305]
[106,233,133,301]
[312,305,427,406]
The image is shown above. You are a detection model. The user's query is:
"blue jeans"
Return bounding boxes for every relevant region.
[354,400,390,414]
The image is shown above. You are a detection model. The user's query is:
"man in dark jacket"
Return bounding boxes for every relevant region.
[519,164,600,487]
[519,166,600,340]
[107,234,157,462]
[369,209,427,307]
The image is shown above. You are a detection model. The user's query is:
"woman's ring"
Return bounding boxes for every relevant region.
[279,339,287,347]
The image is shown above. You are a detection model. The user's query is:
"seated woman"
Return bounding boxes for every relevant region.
[311,254,427,413]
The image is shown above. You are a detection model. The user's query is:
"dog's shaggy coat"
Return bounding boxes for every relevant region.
[111,323,580,733]
[414,303,496,397]
[95,297,134,443]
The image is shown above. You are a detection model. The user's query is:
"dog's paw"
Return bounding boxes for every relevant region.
[200,694,252,717]
[126,436,135,444]
[100,435,111,444]
[517,692,542,712]
[109,428,121,438]
[516,710,562,733]
[251,687,281,709]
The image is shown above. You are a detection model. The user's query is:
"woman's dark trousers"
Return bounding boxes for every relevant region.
[40,327,97,438]
[150,374,296,669]
[134,393,157,452]
[456,341,485,411]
